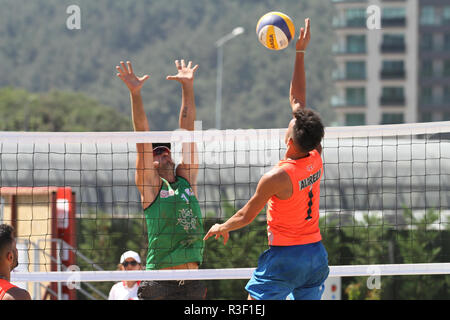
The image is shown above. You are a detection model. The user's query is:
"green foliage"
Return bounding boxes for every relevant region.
[0,0,336,130]
[320,208,450,300]
[202,202,268,300]
[0,87,131,131]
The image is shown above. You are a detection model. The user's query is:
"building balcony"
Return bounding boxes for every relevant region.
[382,17,407,28]
[331,96,366,108]
[420,73,450,85]
[333,70,366,81]
[420,20,450,32]
[419,98,450,111]
[381,43,406,53]
[380,70,406,80]
[332,45,366,55]
[380,96,405,106]
[420,45,450,58]
[332,18,367,29]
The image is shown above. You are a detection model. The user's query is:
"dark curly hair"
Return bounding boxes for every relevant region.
[292,109,324,152]
[0,224,15,256]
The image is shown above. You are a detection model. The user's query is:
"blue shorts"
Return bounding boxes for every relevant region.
[245,241,329,300]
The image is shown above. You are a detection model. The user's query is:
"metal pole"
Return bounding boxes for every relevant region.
[56,240,62,300]
[214,27,244,130]
[215,45,224,130]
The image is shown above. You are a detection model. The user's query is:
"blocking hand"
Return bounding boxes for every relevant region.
[166,59,199,85]
[116,61,150,94]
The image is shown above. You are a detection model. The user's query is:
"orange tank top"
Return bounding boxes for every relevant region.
[267,149,323,246]
[0,278,17,300]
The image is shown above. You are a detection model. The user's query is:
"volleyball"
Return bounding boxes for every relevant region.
[256,11,295,50]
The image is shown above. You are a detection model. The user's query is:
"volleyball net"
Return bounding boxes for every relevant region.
[2,121,450,300]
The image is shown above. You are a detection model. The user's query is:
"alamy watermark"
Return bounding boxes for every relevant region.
[366,5,382,30]
[66,5,81,30]
[366,266,382,290]
[65,264,81,290]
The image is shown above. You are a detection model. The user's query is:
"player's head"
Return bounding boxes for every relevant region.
[285,109,324,154]
[0,224,19,272]
[119,250,142,271]
[152,143,175,173]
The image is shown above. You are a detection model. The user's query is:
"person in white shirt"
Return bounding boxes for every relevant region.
[108,251,142,300]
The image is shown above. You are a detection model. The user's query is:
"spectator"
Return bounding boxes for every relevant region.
[108,250,142,300]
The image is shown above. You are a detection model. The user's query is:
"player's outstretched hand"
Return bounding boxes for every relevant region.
[166,59,199,85]
[203,223,229,245]
[296,18,311,51]
[116,61,150,94]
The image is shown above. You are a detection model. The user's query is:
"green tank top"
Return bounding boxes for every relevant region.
[143,176,204,269]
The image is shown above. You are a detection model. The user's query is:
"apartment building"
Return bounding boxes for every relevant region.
[419,0,450,122]
[331,0,450,126]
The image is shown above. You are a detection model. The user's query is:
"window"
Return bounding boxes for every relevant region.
[420,87,433,105]
[443,112,450,121]
[421,60,433,78]
[445,34,450,51]
[345,113,366,126]
[381,34,405,52]
[421,113,433,122]
[444,86,450,101]
[381,60,405,78]
[383,61,404,71]
[420,34,433,51]
[444,60,450,77]
[383,7,406,19]
[346,88,366,106]
[382,7,406,27]
[420,6,436,25]
[345,8,366,27]
[383,34,405,45]
[347,35,366,53]
[443,6,450,25]
[381,87,405,105]
[381,113,404,124]
[346,61,366,79]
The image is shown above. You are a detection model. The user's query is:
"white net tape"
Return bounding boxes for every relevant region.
[11,263,450,283]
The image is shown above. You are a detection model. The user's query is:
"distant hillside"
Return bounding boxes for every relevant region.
[0,0,336,130]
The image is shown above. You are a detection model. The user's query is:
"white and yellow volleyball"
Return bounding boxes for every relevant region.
[256,11,295,51]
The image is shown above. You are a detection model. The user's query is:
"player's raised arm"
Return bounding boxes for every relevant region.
[167,60,200,195]
[116,61,160,208]
[290,18,311,113]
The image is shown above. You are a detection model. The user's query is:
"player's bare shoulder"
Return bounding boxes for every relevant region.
[264,166,290,183]
[260,167,292,199]
[2,287,32,300]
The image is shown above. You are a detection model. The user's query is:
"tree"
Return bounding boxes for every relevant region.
[0,87,131,131]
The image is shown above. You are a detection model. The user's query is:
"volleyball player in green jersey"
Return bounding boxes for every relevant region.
[116,59,206,300]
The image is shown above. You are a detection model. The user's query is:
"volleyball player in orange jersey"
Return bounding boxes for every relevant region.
[204,18,329,300]
[0,224,31,300]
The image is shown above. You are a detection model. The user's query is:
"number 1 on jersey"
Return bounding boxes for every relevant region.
[305,189,313,220]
